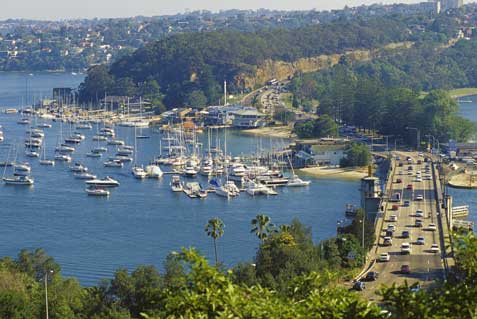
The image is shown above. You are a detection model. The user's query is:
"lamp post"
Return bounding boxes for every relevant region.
[45,270,54,319]
[405,126,420,150]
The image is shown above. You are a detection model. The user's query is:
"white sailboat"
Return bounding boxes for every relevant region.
[39,140,55,166]
[131,126,147,179]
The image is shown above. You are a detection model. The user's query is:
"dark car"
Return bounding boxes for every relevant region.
[402,230,410,238]
[365,271,379,281]
[353,281,366,291]
[385,230,394,237]
[401,264,411,274]
[396,178,402,183]
[398,162,403,167]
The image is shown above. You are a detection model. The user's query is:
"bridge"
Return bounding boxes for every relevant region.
[357,152,456,300]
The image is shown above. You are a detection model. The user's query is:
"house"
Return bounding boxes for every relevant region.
[291,139,349,168]
[230,107,267,129]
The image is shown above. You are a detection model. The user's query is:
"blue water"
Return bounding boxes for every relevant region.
[0,73,360,285]
[451,95,477,230]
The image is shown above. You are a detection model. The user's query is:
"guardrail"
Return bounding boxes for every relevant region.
[432,161,452,278]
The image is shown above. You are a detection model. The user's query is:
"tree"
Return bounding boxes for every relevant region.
[340,143,371,167]
[185,90,207,108]
[251,214,275,243]
[204,218,225,266]
[78,65,115,104]
[313,115,338,137]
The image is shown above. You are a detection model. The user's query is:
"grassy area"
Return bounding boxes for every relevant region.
[448,88,477,98]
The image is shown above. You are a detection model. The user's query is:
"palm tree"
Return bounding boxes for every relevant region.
[205,217,225,266]
[251,214,275,243]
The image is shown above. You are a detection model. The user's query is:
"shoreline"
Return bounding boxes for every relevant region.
[449,88,477,98]
[242,126,294,139]
[299,166,368,180]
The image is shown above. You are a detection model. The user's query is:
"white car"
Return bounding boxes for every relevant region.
[416,236,425,245]
[379,252,390,262]
[415,195,424,201]
[415,210,424,218]
[430,244,440,253]
[415,178,422,182]
[398,170,404,175]
[389,215,398,222]
[428,223,437,231]
[408,171,413,176]
[401,242,412,254]
[387,224,396,232]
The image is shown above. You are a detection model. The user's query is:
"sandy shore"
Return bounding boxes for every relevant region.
[242,126,294,138]
[299,166,369,180]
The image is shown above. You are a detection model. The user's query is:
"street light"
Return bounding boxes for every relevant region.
[44,270,54,319]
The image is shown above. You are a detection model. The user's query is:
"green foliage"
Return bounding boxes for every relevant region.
[250,214,275,242]
[293,115,338,138]
[80,16,415,108]
[340,143,371,167]
[273,109,296,125]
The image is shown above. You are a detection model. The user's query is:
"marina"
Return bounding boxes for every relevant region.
[0,73,359,285]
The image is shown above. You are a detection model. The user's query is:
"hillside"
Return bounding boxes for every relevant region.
[78,16,421,108]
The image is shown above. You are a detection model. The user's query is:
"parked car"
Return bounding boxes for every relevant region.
[385,230,394,237]
[415,219,423,227]
[402,230,410,238]
[389,214,397,222]
[401,264,411,274]
[403,200,410,207]
[407,184,413,190]
[396,178,402,183]
[392,205,399,211]
[431,244,440,253]
[415,210,424,217]
[427,223,437,231]
[383,236,393,246]
[415,194,424,201]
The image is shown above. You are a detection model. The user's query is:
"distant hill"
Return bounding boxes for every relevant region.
[78,16,419,108]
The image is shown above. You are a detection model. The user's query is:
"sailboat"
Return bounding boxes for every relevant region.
[136,98,150,139]
[131,125,147,179]
[39,140,55,166]
[2,149,34,185]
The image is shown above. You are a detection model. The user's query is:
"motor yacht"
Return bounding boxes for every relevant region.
[85,176,120,187]
[104,159,123,168]
[74,172,97,180]
[170,175,183,192]
[286,175,311,187]
[132,166,148,179]
[85,187,110,196]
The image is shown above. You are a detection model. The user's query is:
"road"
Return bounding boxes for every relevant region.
[361,153,445,299]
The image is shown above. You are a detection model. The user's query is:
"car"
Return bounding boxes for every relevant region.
[401,242,412,254]
[417,159,422,164]
[415,210,424,217]
[427,223,437,231]
[398,170,404,175]
[402,230,410,238]
[403,200,410,207]
[415,219,423,227]
[408,171,413,176]
[353,281,366,291]
[385,230,394,238]
[383,236,393,246]
[379,253,390,262]
[387,224,396,232]
[415,195,424,201]
[415,177,422,182]
[398,162,403,167]
[407,158,413,164]
[396,155,401,161]
[416,170,421,175]
[396,178,402,183]
[410,284,421,292]
[408,165,413,170]
[407,184,413,190]
[365,271,379,281]
[418,153,424,158]
[392,204,399,211]
[389,214,397,222]
[416,236,425,245]
[430,244,440,253]
[400,264,411,274]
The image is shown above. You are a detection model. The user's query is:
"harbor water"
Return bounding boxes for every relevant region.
[0,72,361,286]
